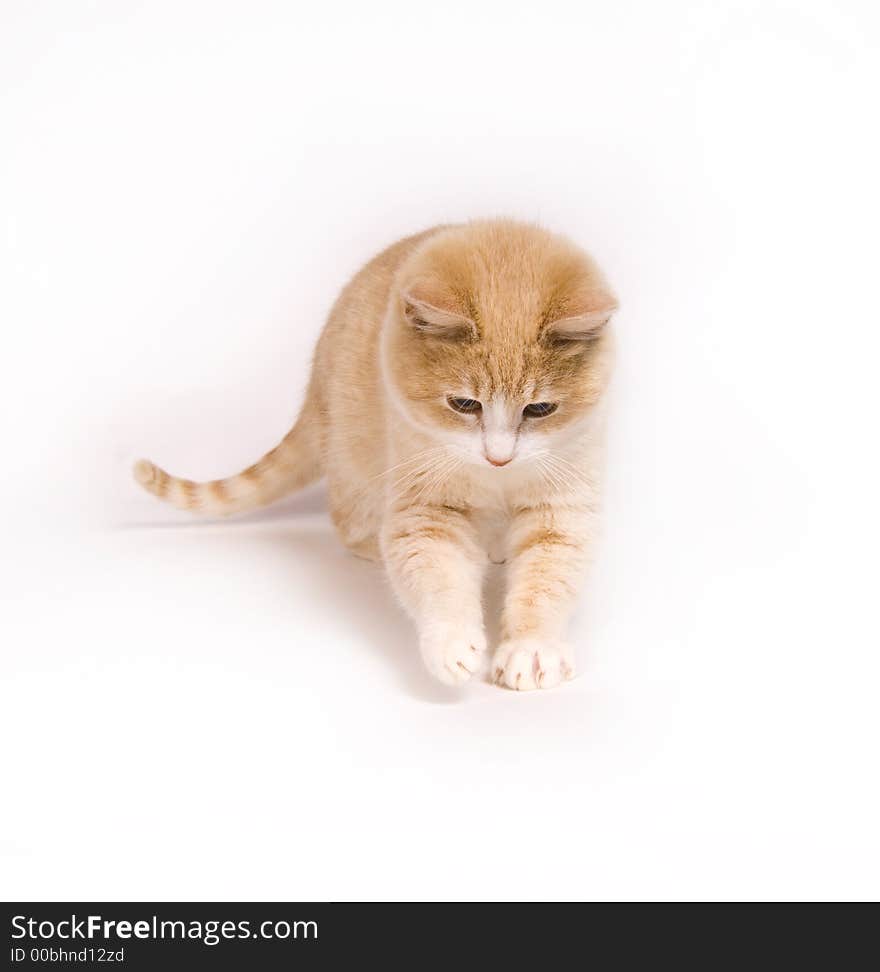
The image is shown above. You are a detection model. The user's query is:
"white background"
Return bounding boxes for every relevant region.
[2,0,879,901]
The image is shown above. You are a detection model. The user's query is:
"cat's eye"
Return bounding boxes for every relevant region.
[448,397,482,414]
[523,402,558,418]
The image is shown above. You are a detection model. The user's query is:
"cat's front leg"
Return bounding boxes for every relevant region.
[494,502,596,691]
[382,503,487,685]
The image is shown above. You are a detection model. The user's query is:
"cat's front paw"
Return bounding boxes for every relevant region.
[419,625,486,686]
[492,638,575,691]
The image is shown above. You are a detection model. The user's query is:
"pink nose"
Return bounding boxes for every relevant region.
[487,456,512,467]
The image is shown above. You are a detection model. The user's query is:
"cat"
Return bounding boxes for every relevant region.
[134,220,617,690]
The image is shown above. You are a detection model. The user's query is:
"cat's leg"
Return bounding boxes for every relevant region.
[494,501,596,691]
[382,503,487,685]
[328,473,382,562]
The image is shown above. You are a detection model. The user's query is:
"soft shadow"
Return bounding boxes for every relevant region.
[113,483,330,531]
[123,496,462,703]
[119,476,489,702]
[245,524,464,705]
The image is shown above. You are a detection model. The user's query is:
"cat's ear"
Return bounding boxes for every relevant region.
[545,289,618,343]
[401,289,477,340]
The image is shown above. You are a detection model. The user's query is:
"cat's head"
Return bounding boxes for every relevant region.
[383,221,617,469]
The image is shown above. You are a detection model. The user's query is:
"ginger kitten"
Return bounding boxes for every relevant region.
[135,220,617,690]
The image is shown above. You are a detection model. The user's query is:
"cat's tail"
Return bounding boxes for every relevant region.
[133,396,323,517]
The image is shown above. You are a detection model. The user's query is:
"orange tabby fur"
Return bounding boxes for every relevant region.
[135,220,617,689]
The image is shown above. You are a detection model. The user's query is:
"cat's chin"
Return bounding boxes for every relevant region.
[493,637,576,691]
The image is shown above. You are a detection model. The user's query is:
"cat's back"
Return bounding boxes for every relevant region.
[311,227,445,460]
[316,227,443,373]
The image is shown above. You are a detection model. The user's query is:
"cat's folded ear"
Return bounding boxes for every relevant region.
[545,287,618,343]
[401,286,477,340]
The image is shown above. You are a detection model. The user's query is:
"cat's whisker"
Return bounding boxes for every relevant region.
[549,453,595,490]
[391,452,457,493]
[543,461,578,493]
[370,446,451,484]
[410,455,462,505]
[548,460,582,495]
[539,453,590,494]
[537,457,567,494]
[535,458,554,492]
[534,452,560,486]
[416,456,462,504]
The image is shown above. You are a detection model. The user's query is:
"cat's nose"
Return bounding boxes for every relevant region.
[486,455,512,467]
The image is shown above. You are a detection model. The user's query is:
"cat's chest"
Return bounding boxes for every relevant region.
[469,506,513,564]
[464,468,556,562]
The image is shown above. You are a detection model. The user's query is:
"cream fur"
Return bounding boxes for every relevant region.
[135,220,617,690]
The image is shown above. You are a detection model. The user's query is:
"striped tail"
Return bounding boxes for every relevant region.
[133,408,322,517]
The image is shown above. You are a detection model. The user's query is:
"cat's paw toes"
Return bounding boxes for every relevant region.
[492,638,575,691]
[419,627,486,686]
